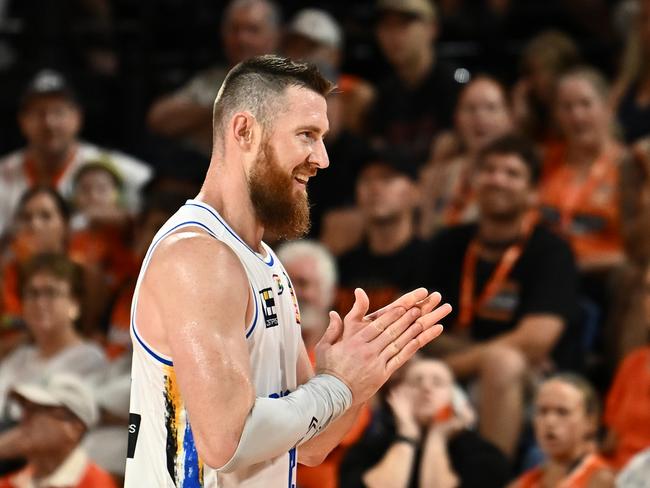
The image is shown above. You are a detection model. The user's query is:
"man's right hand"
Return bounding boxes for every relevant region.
[314,288,451,405]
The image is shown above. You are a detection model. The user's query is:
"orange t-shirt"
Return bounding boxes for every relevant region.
[297,347,372,488]
[104,281,135,360]
[604,346,650,469]
[513,453,609,488]
[0,461,117,488]
[539,142,623,267]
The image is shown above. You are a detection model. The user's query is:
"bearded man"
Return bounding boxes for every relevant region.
[124,55,451,487]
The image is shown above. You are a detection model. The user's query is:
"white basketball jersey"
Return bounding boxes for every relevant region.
[125,199,303,488]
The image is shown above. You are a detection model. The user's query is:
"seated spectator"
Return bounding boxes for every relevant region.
[1,187,110,335]
[0,253,107,423]
[340,356,510,488]
[508,374,614,488]
[601,263,650,470]
[612,0,650,143]
[0,69,152,237]
[68,159,136,292]
[539,66,626,275]
[147,0,280,156]
[426,134,579,457]
[0,373,116,487]
[365,0,464,168]
[511,31,581,144]
[419,75,514,238]
[277,239,370,488]
[336,151,432,314]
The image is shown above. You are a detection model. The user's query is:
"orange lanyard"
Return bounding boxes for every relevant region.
[556,147,614,232]
[458,213,537,330]
[444,164,474,225]
[24,146,77,187]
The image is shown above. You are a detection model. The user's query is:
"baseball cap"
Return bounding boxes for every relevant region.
[20,69,78,109]
[376,0,437,20]
[287,8,342,49]
[11,373,99,429]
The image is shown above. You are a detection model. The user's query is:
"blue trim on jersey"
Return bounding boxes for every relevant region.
[132,325,174,366]
[185,201,275,267]
[245,286,259,339]
[131,220,218,367]
[182,421,202,487]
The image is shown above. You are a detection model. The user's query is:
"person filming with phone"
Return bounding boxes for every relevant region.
[339,356,509,488]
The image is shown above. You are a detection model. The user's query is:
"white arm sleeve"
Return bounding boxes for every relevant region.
[217,373,352,472]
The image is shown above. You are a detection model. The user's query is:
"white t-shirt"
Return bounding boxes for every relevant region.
[0,141,152,235]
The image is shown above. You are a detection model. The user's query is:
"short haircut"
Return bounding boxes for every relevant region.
[16,186,70,223]
[477,133,542,185]
[276,239,338,306]
[20,253,84,301]
[212,55,334,147]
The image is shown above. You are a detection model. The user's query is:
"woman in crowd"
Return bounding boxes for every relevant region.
[508,374,614,488]
[419,75,513,238]
[339,356,509,488]
[0,253,107,423]
[539,67,626,278]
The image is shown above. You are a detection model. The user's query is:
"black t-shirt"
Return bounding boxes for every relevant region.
[339,405,510,488]
[337,238,433,312]
[427,223,579,342]
[368,60,463,167]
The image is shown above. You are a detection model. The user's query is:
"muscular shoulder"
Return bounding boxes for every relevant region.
[146,229,250,316]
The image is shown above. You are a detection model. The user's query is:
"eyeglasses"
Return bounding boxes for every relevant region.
[22,286,69,301]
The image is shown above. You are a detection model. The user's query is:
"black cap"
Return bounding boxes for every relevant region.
[355,147,421,182]
[20,69,78,110]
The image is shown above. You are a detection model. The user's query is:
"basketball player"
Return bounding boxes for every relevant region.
[125,55,451,487]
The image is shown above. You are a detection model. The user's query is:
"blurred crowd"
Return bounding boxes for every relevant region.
[0,0,650,486]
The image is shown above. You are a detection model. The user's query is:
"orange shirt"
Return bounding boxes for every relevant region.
[539,142,623,267]
[604,346,650,469]
[105,281,135,360]
[513,453,610,488]
[0,461,117,488]
[297,347,372,488]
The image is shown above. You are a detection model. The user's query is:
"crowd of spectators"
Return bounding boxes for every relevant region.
[1,0,650,486]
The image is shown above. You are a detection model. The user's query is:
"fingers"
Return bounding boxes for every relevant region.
[358,306,410,342]
[367,306,422,350]
[317,311,343,347]
[415,302,452,330]
[345,288,370,323]
[364,288,428,321]
[385,324,444,376]
[414,292,442,316]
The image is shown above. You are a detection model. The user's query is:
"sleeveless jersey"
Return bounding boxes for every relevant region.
[124,199,303,488]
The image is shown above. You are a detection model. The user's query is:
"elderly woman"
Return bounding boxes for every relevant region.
[340,356,509,488]
[508,374,614,488]
[0,253,107,424]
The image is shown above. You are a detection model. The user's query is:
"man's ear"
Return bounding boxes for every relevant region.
[232,112,257,151]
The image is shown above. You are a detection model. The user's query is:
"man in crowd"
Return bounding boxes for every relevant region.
[0,373,117,487]
[147,0,281,156]
[426,134,579,458]
[0,69,151,236]
[366,0,464,167]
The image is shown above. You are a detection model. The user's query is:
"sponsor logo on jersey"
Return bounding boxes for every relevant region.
[259,287,279,327]
[127,413,142,458]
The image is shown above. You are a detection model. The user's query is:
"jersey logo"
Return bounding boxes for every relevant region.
[127,413,142,458]
[259,287,279,328]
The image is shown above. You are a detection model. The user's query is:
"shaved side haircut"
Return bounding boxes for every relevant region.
[212,55,334,151]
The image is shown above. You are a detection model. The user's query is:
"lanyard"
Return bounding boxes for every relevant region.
[24,146,78,187]
[458,212,537,330]
[555,146,615,232]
